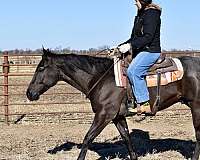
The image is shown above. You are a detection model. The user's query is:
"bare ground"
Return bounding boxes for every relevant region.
[0,75,197,160]
[0,105,196,160]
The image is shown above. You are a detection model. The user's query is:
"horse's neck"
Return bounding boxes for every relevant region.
[58,55,94,95]
[56,54,113,95]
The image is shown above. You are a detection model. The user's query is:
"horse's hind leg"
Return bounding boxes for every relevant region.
[77,110,114,160]
[190,101,200,160]
[113,115,137,160]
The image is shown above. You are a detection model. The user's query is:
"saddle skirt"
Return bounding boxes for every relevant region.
[114,56,184,88]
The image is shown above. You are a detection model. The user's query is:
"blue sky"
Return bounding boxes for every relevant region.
[0,0,199,51]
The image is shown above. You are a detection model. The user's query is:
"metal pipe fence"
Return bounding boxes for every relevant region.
[0,52,91,125]
[0,51,200,125]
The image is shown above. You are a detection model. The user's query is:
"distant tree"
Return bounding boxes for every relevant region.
[162,49,167,52]
[88,48,97,52]
[170,48,182,52]
[14,49,20,54]
[63,47,71,54]
[35,49,43,54]
[98,45,110,51]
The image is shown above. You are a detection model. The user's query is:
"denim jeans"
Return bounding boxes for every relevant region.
[127,51,161,103]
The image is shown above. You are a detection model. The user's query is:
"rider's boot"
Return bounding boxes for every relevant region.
[128,101,151,115]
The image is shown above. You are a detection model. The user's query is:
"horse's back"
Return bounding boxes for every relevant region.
[179,56,200,72]
[179,56,200,100]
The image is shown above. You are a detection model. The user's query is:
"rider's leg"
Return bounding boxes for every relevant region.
[127,51,160,113]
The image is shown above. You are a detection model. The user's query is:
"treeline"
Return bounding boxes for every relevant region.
[0,45,110,55]
[1,46,200,56]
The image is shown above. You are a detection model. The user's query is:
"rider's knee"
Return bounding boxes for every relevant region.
[127,66,140,78]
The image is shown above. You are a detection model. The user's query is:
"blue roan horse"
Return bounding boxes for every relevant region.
[27,48,200,160]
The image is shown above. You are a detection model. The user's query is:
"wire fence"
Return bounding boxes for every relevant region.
[0,51,200,125]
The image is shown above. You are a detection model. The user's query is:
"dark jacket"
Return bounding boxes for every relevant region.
[126,5,161,54]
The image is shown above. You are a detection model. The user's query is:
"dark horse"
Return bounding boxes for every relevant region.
[26,48,200,160]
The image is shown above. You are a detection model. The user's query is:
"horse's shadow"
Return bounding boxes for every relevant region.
[48,129,195,159]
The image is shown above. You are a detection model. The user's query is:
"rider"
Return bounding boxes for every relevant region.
[118,0,162,114]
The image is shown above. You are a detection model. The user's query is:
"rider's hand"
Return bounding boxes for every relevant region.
[118,43,131,53]
[108,47,119,57]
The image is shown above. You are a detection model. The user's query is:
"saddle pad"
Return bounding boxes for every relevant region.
[146,58,184,87]
[114,57,184,88]
[114,56,127,88]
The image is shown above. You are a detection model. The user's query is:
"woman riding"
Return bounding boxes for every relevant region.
[118,0,162,114]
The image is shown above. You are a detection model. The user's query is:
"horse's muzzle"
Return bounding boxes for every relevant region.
[26,89,40,101]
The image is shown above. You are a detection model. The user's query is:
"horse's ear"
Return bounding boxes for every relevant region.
[42,46,48,56]
[42,46,53,63]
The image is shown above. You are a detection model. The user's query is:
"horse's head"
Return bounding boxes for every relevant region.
[26,48,60,101]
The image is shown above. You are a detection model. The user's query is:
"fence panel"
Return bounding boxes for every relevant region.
[0,51,200,124]
[0,52,91,125]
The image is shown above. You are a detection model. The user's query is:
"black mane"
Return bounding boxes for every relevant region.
[48,51,113,75]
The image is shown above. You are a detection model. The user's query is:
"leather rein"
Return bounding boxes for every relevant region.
[86,48,121,98]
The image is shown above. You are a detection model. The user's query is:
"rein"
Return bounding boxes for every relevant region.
[86,48,121,98]
[93,48,109,56]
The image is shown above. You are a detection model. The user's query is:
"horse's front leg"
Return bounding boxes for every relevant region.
[192,124,200,160]
[193,141,200,160]
[113,115,137,160]
[77,109,115,160]
[190,101,200,160]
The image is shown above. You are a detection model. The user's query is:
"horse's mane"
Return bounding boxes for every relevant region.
[66,54,113,74]
[47,50,113,75]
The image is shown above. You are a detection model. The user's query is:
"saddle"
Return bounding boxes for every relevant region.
[114,53,183,88]
[148,53,177,74]
[113,52,184,114]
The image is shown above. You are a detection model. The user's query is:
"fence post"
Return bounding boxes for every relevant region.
[3,52,9,125]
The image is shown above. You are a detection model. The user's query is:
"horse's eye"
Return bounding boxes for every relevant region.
[38,66,45,71]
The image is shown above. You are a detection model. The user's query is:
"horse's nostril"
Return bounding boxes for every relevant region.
[26,92,31,101]
[26,90,30,97]
[26,89,31,98]
[26,89,35,99]
[32,92,38,98]
[26,89,39,101]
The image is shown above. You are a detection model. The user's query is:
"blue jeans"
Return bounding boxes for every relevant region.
[127,51,161,103]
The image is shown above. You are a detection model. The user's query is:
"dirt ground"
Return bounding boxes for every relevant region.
[0,104,196,160]
[0,75,197,160]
